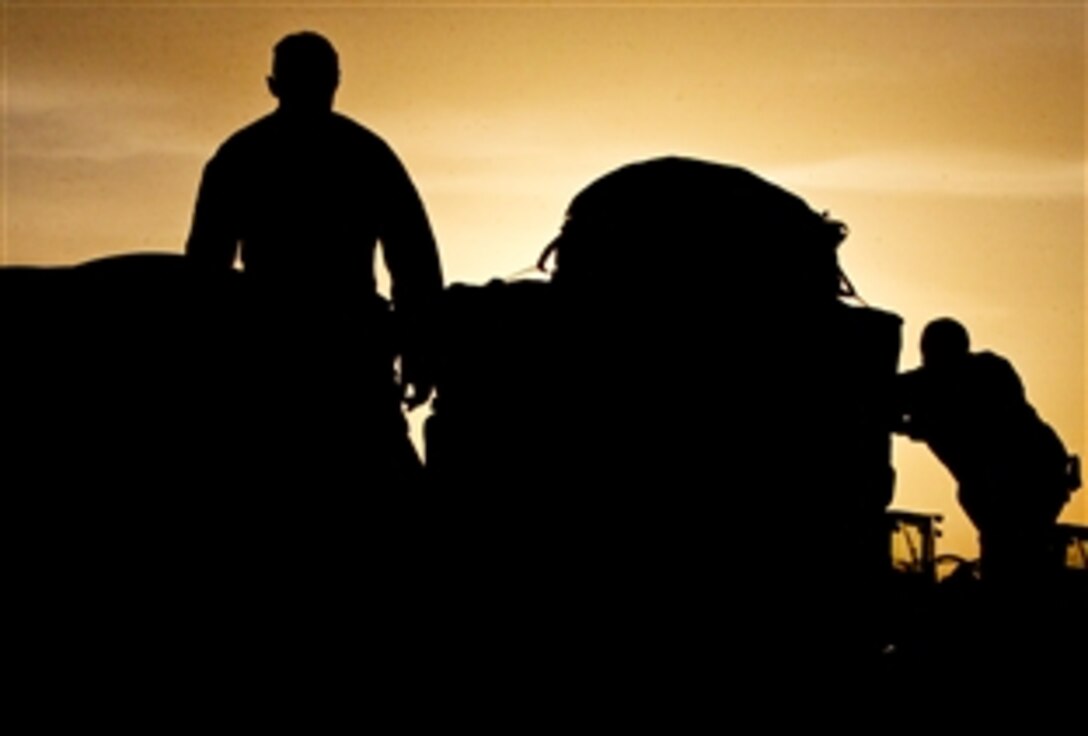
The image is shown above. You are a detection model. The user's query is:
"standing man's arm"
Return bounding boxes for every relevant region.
[376,146,444,409]
[186,153,240,269]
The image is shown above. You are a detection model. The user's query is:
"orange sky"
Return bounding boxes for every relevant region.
[2,1,1084,554]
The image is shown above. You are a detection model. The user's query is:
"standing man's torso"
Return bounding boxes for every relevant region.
[209,111,405,288]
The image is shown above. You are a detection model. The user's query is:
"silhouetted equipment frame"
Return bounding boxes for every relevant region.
[888,509,944,581]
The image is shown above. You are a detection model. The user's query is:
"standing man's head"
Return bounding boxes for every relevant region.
[921,317,970,369]
[267,32,340,114]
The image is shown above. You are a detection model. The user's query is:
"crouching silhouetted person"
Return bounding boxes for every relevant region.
[897,318,1078,586]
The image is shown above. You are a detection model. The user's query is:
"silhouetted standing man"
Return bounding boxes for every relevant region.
[896,318,1076,584]
[186,31,442,481]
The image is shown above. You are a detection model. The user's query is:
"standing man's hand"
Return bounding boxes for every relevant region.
[403,379,434,410]
[400,355,434,410]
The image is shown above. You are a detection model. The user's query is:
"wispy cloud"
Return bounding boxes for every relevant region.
[764,150,1085,199]
[5,80,221,161]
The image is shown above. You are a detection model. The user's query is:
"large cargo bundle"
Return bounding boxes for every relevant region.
[430,157,900,500]
[427,157,904,667]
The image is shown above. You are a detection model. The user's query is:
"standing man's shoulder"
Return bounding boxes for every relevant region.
[194,115,280,188]
[329,113,409,164]
[328,112,387,143]
[210,113,280,161]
